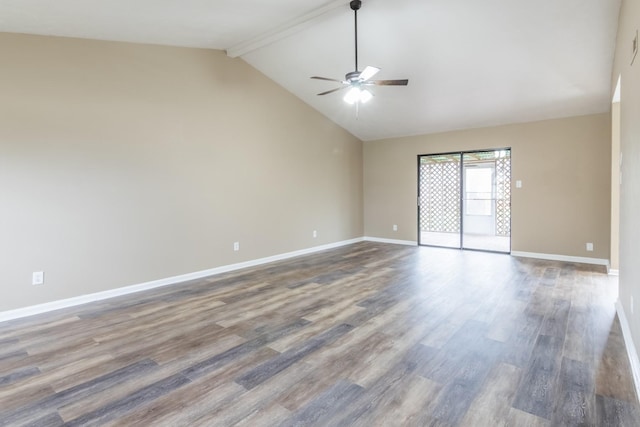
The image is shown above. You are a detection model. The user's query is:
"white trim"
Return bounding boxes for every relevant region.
[613,75,621,103]
[0,237,364,323]
[363,236,418,246]
[609,269,620,276]
[226,0,345,58]
[511,251,609,266]
[616,300,640,402]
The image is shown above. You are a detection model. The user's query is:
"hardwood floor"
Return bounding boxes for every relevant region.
[0,242,638,426]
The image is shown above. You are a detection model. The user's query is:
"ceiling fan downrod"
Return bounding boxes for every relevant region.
[350,0,362,73]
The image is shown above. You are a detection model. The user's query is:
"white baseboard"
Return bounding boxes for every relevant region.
[0,237,365,323]
[616,300,640,402]
[511,251,609,267]
[609,269,620,276]
[364,236,418,246]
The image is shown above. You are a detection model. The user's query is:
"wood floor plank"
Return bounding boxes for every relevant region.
[191,361,316,426]
[0,366,40,387]
[101,378,245,426]
[563,305,593,363]
[507,408,551,427]
[420,320,464,349]
[595,316,638,402]
[427,338,504,426]
[551,357,595,426]
[149,327,247,366]
[57,360,193,422]
[360,374,442,427]
[47,354,137,392]
[420,319,492,383]
[178,318,308,381]
[232,403,291,427]
[539,298,571,338]
[268,300,365,353]
[273,331,391,412]
[64,373,192,426]
[235,323,354,390]
[596,394,640,426]
[502,311,545,369]
[22,412,65,427]
[280,379,365,427]
[274,371,339,413]
[512,334,564,420]
[459,363,522,427]
[0,383,57,417]
[0,349,25,364]
[486,299,528,343]
[327,342,441,426]
[0,242,637,426]
[0,359,158,425]
[111,346,279,426]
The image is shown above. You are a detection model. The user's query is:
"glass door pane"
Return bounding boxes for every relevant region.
[462,150,511,252]
[418,153,462,248]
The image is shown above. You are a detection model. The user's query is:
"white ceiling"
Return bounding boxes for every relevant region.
[0,0,621,141]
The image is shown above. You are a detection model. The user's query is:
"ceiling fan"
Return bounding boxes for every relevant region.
[311,0,409,104]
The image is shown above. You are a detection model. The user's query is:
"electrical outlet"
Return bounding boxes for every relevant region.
[233,242,240,251]
[586,242,594,251]
[32,271,44,286]
[393,224,398,231]
[313,230,317,238]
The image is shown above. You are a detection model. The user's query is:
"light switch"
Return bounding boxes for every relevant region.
[516,180,522,188]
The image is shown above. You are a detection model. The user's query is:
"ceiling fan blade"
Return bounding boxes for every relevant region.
[359,66,380,81]
[366,79,409,86]
[317,86,348,96]
[311,76,344,83]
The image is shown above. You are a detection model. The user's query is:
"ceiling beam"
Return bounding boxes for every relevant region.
[225,0,346,58]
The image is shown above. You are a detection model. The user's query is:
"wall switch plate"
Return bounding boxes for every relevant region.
[393,224,398,231]
[32,271,44,285]
[586,242,594,251]
[515,180,522,188]
[233,242,240,251]
[313,230,317,238]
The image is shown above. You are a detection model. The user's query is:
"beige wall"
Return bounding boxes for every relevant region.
[364,114,611,259]
[0,33,363,312]
[612,0,640,365]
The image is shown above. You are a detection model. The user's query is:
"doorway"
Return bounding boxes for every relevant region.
[418,149,511,253]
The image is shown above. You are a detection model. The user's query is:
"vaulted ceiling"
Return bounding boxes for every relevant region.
[0,0,621,141]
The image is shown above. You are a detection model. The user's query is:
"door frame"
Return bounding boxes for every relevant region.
[417,147,512,254]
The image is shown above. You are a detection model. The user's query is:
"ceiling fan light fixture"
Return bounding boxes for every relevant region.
[359,88,373,103]
[344,87,372,104]
[344,87,361,104]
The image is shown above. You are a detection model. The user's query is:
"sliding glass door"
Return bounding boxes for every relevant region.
[418,149,511,253]
[418,153,462,249]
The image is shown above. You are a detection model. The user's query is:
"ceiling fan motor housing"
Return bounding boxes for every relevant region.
[346,71,361,82]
